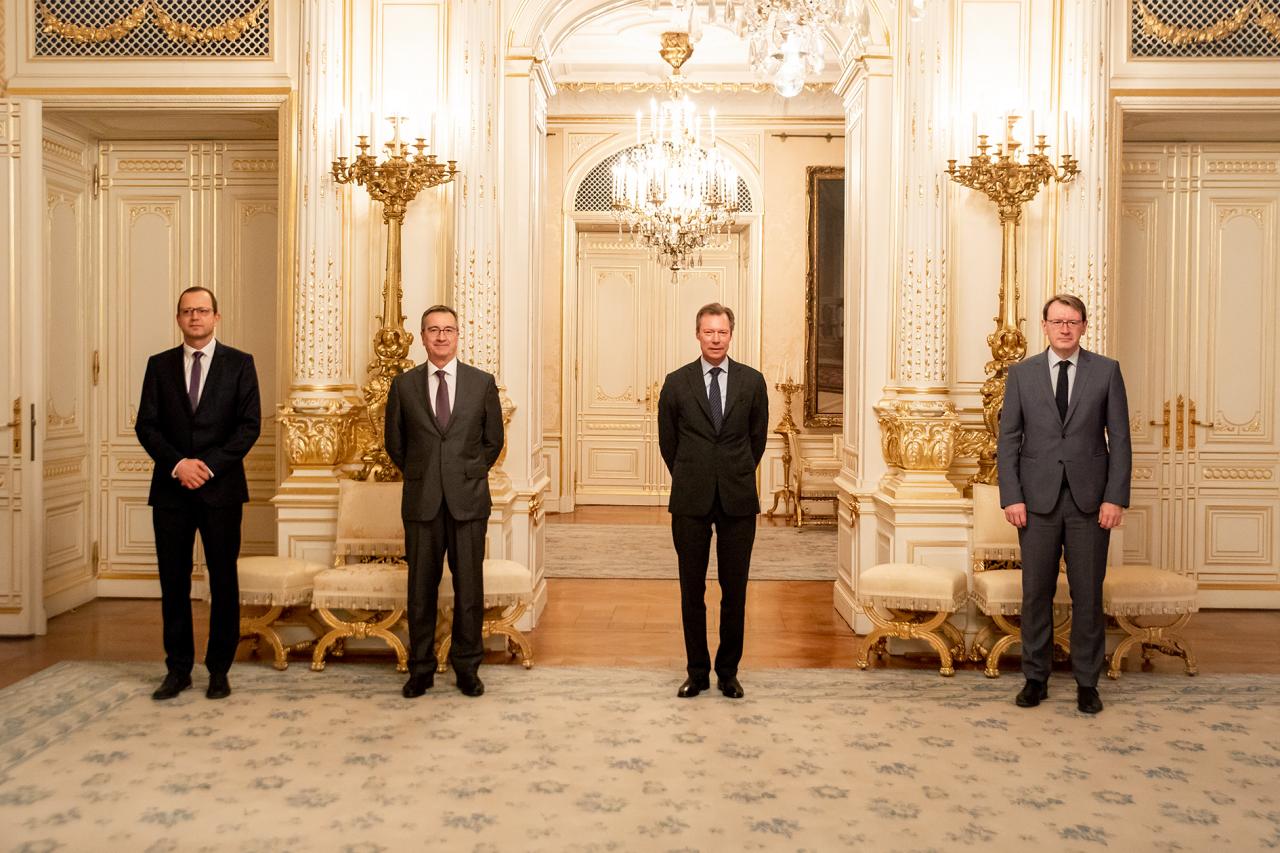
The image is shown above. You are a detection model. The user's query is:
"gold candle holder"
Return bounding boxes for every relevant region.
[332,117,458,481]
[946,126,1078,484]
[765,377,804,523]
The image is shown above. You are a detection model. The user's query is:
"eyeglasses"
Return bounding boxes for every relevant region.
[179,307,214,318]
[1045,319,1084,329]
[425,326,459,336]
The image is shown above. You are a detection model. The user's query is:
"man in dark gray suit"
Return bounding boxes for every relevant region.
[997,294,1131,714]
[658,303,769,700]
[385,305,504,698]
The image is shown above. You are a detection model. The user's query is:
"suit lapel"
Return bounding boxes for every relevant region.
[194,347,226,415]
[721,358,745,420]
[686,361,715,428]
[1063,349,1092,426]
[1027,351,1058,419]
[168,348,192,416]
[418,366,444,437]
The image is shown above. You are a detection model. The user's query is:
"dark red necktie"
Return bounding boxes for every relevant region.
[435,369,451,430]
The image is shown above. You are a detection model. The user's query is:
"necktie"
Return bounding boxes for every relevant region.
[188,351,203,410]
[435,369,451,430]
[708,366,723,432]
[1056,360,1070,422]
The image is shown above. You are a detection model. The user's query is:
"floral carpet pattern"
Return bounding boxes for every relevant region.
[2,662,1278,851]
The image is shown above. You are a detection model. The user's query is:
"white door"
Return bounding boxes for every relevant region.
[97,141,279,596]
[1119,143,1280,607]
[0,99,47,635]
[574,232,745,505]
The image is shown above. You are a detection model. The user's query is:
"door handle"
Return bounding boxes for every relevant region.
[1,398,19,455]
[1188,399,1214,449]
[1147,399,1170,449]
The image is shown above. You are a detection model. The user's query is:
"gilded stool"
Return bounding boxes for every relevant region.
[856,563,968,677]
[1104,563,1199,679]
[237,555,328,670]
[435,558,535,672]
[309,561,409,672]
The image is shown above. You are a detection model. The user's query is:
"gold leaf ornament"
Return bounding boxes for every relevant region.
[38,0,268,45]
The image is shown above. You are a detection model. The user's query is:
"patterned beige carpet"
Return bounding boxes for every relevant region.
[545,523,838,580]
[2,662,1278,851]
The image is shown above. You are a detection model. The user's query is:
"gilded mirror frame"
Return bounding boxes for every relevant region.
[804,165,844,429]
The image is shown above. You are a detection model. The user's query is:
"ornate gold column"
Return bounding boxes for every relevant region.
[875,0,962,500]
[274,0,358,563]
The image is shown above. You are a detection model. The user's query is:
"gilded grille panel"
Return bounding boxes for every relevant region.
[34,0,270,58]
[1130,0,1280,58]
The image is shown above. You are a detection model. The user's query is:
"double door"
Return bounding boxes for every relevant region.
[1118,143,1280,606]
[574,232,746,505]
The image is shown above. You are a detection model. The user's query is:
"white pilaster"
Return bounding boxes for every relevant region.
[273,0,353,565]
[1057,0,1111,353]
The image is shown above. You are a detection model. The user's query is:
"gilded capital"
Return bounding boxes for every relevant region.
[875,399,961,474]
[279,399,356,469]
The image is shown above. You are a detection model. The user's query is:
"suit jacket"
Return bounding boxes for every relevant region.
[135,342,261,508]
[658,357,769,517]
[997,348,1132,515]
[384,360,504,522]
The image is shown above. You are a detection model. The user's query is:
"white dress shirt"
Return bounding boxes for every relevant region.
[427,358,458,417]
[183,338,217,405]
[1047,348,1079,403]
[700,356,729,403]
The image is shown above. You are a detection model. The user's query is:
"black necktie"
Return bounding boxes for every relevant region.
[435,369,451,430]
[1056,360,1070,421]
[708,366,723,432]
[188,351,203,410]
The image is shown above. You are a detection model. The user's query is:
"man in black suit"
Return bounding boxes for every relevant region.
[136,286,261,701]
[658,302,769,700]
[997,294,1131,714]
[385,305,504,699]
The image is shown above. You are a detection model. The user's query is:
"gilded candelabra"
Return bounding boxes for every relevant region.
[332,118,458,480]
[765,378,804,523]
[946,125,1078,484]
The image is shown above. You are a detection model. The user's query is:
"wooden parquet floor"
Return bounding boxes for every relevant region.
[2,507,1277,689]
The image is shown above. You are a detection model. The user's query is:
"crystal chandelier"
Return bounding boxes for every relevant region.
[654,0,856,97]
[611,32,740,276]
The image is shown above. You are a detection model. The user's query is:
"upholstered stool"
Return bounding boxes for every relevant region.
[1104,564,1199,679]
[856,563,968,676]
[971,570,1073,678]
[434,558,534,672]
[309,561,409,672]
[237,556,328,670]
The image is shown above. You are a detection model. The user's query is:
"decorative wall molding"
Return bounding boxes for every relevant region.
[43,458,84,480]
[1206,159,1277,174]
[1201,466,1273,480]
[42,137,83,166]
[231,158,278,173]
[117,159,185,173]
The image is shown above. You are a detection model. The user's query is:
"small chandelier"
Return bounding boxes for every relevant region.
[654,0,856,97]
[611,32,740,276]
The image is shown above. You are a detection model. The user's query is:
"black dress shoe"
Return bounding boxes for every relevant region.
[1015,678,1049,707]
[457,674,485,697]
[1077,685,1103,714]
[402,673,433,698]
[677,677,710,698]
[152,672,192,701]
[206,673,231,700]
[717,676,744,699]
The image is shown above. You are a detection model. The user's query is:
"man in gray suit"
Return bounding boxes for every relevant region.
[385,305,504,698]
[997,294,1131,714]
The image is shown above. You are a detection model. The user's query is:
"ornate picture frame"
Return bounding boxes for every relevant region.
[805,166,844,429]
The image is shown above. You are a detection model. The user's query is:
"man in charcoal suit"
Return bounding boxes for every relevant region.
[385,305,504,699]
[658,302,769,700]
[136,286,261,701]
[997,294,1131,714]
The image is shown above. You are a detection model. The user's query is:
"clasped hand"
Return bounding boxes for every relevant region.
[1003,501,1123,530]
[174,458,212,489]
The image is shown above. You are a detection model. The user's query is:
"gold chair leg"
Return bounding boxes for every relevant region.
[239,605,288,669]
[939,621,965,659]
[1108,612,1197,679]
[857,628,890,669]
[858,606,956,676]
[482,602,534,669]
[310,607,351,672]
[970,624,996,663]
[310,607,408,672]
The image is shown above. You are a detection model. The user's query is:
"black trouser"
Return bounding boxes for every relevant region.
[1018,482,1110,687]
[672,493,756,681]
[404,497,488,678]
[152,502,243,677]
